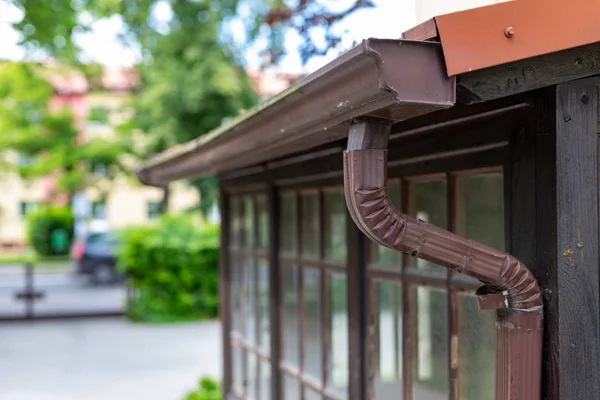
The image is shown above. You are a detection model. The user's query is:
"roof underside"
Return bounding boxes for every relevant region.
[137,0,600,187]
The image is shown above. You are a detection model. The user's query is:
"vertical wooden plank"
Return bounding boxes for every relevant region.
[347,209,367,400]
[267,184,282,400]
[555,84,600,399]
[536,85,600,399]
[219,185,233,397]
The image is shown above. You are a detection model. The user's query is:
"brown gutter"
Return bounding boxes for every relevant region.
[136,39,455,186]
[344,118,543,400]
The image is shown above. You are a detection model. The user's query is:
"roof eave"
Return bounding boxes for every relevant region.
[136,39,456,186]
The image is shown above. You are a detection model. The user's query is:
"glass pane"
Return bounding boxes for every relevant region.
[281,194,298,255]
[412,286,449,398]
[246,260,256,342]
[305,388,322,400]
[258,261,270,351]
[283,265,300,366]
[303,268,322,379]
[408,179,447,275]
[373,280,403,400]
[301,193,320,259]
[455,173,504,250]
[458,294,496,400]
[324,190,347,262]
[370,181,402,269]
[284,374,300,400]
[259,361,271,400]
[233,345,244,392]
[328,273,348,395]
[231,257,242,332]
[244,197,255,248]
[246,352,258,400]
[230,197,241,246]
[257,195,269,250]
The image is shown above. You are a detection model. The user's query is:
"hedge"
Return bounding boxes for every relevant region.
[182,377,221,400]
[118,214,220,323]
[26,206,74,256]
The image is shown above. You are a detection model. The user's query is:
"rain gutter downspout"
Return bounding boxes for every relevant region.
[343,118,543,400]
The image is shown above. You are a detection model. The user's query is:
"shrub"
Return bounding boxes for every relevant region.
[182,377,221,400]
[26,206,74,256]
[118,214,220,323]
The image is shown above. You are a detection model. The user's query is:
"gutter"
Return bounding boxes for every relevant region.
[136,39,455,186]
[344,118,543,400]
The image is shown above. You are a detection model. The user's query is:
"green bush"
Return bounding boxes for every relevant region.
[182,377,221,400]
[118,214,220,323]
[26,206,74,256]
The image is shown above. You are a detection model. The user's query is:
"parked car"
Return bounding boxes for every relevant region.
[71,230,120,284]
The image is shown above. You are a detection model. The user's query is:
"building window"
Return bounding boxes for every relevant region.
[92,201,107,220]
[19,202,37,219]
[147,201,161,219]
[229,194,270,400]
[91,161,109,176]
[368,171,503,399]
[279,187,349,400]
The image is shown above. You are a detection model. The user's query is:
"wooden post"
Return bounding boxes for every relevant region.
[267,183,282,400]
[218,185,233,397]
[534,84,600,399]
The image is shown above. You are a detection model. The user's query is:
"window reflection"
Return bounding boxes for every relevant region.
[408,179,447,275]
[259,360,271,400]
[257,261,270,351]
[257,195,269,250]
[283,265,299,366]
[233,345,244,393]
[231,258,242,332]
[303,268,322,379]
[328,273,348,395]
[305,388,322,400]
[324,190,347,263]
[246,352,258,400]
[412,286,449,398]
[458,294,496,400]
[281,194,298,254]
[301,193,320,259]
[373,280,403,399]
[284,374,300,400]
[244,197,255,248]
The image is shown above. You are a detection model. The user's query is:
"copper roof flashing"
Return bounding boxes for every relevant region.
[344,118,542,400]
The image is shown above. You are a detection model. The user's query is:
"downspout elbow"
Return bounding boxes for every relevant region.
[343,118,543,400]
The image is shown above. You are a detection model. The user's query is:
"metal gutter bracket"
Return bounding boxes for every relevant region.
[343,118,543,400]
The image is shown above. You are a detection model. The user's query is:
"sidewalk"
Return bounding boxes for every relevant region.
[0,318,221,400]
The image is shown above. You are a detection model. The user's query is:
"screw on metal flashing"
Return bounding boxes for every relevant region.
[504,26,515,38]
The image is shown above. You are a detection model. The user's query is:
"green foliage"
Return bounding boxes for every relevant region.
[182,377,221,400]
[88,106,110,124]
[26,206,74,257]
[118,214,220,323]
[0,62,134,198]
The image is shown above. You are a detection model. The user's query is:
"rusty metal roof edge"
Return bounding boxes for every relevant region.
[136,39,455,186]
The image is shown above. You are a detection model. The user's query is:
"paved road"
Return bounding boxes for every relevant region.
[0,318,221,400]
[0,265,125,317]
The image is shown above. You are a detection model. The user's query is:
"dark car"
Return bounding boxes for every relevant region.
[71,230,120,284]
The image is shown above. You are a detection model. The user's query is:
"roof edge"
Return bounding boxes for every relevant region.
[136,39,455,186]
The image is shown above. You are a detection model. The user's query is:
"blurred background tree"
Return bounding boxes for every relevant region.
[0,62,133,203]
[3,0,372,216]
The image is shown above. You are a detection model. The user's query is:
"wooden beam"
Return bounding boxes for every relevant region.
[535,84,600,399]
[267,183,282,400]
[218,186,233,397]
[458,42,600,103]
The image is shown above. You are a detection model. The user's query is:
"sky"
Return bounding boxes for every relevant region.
[0,0,417,73]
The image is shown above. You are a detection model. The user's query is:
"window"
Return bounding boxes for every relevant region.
[92,201,107,220]
[229,194,270,400]
[367,170,503,400]
[19,202,37,219]
[279,188,349,400]
[147,201,161,219]
[91,161,109,176]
